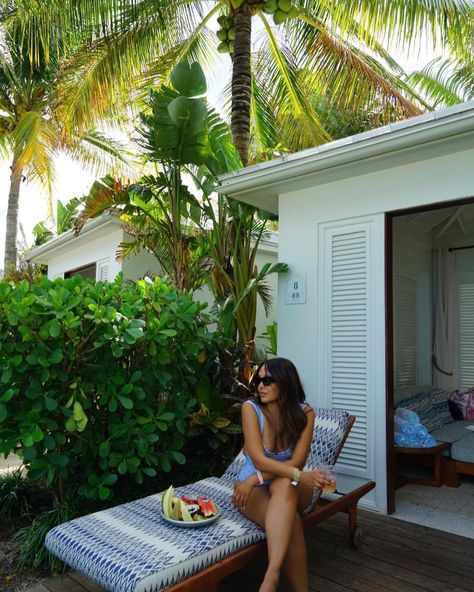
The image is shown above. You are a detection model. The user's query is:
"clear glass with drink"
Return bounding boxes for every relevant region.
[319,464,337,493]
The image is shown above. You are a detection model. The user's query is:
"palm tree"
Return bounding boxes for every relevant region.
[4,1,473,166]
[408,54,474,108]
[0,23,129,271]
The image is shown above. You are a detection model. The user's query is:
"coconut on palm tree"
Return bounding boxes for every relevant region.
[4,1,473,167]
[0,21,130,272]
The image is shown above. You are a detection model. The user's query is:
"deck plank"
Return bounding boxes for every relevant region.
[22,510,474,592]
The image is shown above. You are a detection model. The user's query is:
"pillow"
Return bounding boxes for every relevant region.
[395,393,434,430]
[451,389,474,420]
[428,388,449,405]
[448,399,463,421]
[428,389,453,425]
[394,385,434,405]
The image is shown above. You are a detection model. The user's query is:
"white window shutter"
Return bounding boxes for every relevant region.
[97,258,110,282]
[459,283,474,388]
[394,274,417,388]
[317,215,385,481]
[329,230,368,470]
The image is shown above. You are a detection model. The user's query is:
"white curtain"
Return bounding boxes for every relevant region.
[432,248,455,389]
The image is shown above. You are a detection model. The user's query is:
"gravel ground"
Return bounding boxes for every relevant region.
[0,525,47,592]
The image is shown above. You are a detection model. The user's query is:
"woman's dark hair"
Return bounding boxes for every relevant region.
[251,357,308,448]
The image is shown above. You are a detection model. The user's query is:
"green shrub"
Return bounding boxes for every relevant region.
[14,497,78,572]
[0,275,217,501]
[0,467,36,522]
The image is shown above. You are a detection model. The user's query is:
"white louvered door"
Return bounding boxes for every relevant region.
[317,215,386,505]
[459,283,474,388]
[330,230,368,470]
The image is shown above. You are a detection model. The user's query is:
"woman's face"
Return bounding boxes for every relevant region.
[256,365,279,404]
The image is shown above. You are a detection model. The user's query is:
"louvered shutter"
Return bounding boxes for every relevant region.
[330,230,368,470]
[317,216,385,479]
[459,283,474,388]
[394,274,417,388]
[97,258,110,282]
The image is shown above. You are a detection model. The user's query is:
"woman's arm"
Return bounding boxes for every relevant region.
[242,404,333,490]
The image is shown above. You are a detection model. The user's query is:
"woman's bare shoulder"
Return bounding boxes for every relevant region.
[303,403,315,415]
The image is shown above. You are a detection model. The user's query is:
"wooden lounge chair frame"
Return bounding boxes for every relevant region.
[166,416,376,592]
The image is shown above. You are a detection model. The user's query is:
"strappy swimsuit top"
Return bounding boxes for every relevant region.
[238,400,305,484]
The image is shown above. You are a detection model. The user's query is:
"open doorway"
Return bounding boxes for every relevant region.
[387,197,474,537]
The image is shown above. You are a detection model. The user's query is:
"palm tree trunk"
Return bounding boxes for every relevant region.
[231,4,252,167]
[3,155,22,273]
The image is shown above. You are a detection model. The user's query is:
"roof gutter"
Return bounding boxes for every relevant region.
[27,214,121,262]
[217,102,474,197]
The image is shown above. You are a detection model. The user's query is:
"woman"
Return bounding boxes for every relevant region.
[232,357,333,592]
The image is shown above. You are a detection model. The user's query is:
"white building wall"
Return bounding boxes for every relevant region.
[121,249,163,281]
[46,228,123,280]
[277,146,474,513]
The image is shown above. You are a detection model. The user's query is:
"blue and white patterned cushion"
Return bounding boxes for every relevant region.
[428,389,453,426]
[45,408,350,592]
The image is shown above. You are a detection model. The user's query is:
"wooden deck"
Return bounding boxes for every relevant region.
[25,510,474,592]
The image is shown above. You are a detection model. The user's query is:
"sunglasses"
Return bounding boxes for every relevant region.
[254,375,276,387]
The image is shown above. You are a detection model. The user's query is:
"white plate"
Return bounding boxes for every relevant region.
[160,504,221,528]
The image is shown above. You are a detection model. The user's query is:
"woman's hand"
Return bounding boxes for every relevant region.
[299,469,334,491]
[232,477,255,510]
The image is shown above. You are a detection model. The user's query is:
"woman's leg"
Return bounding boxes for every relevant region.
[240,481,313,592]
[260,477,300,591]
[281,514,308,591]
[278,483,312,591]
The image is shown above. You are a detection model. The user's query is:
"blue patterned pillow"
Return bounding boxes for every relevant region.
[395,393,438,430]
[428,389,453,425]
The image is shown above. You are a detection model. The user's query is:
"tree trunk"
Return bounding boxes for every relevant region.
[231,4,252,167]
[3,155,22,273]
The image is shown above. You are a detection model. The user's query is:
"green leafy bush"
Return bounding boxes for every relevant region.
[0,274,217,501]
[0,467,36,522]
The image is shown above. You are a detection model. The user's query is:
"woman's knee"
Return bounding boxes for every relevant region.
[270,477,297,500]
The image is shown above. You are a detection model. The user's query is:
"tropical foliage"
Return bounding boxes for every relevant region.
[32,197,85,247]
[0,274,220,502]
[5,1,474,168]
[408,45,474,107]
[78,61,287,380]
[0,13,130,272]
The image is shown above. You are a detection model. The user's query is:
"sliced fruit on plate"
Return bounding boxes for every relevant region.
[170,496,180,520]
[197,498,217,517]
[180,499,194,522]
[161,485,174,518]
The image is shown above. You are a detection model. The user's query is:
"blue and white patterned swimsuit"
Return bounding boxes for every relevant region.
[238,400,305,485]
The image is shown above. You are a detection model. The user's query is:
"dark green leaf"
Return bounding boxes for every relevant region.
[170,61,207,97]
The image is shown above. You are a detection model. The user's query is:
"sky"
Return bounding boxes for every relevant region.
[0,34,440,266]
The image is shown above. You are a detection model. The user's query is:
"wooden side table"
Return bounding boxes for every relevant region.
[394,442,450,487]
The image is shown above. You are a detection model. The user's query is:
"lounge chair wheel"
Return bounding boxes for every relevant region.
[350,526,363,548]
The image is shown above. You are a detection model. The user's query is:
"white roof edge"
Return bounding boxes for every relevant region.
[27,213,121,262]
[217,101,474,195]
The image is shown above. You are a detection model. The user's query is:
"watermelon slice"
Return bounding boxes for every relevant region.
[197,497,217,517]
[176,494,218,519]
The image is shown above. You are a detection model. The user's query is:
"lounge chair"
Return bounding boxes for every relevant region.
[45,408,375,592]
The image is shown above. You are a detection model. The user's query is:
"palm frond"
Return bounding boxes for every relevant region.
[259,13,331,145]
[64,130,138,179]
[293,7,426,118]
[256,280,273,318]
[408,56,474,107]
[311,0,474,54]
[11,110,57,176]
